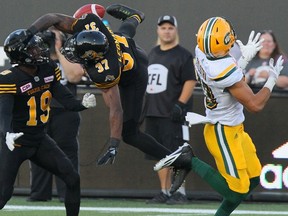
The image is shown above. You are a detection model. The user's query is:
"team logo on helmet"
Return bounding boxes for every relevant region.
[224,33,231,45]
[105,75,115,82]
[80,50,104,60]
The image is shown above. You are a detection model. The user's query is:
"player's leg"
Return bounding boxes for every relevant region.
[28,162,53,201]
[0,144,32,209]
[106,4,145,23]
[162,120,189,204]
[215,131,262,215]
[31,135,80,216]
[119,53,171,159]
[155,123,253,209]
[50,111,81,202]
[215,176,259,216]
[106,4,145,38]
[145,118,171,203]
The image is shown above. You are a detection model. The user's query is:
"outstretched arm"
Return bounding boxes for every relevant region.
[29,13,76,34]
[101,85,123,140]
[97,85,123,165]
[5,13,77,51]
[229,56,284,113]
[228,79,271,113]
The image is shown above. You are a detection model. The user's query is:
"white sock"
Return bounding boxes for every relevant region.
[177,186,186,195]
[162,189,170,196]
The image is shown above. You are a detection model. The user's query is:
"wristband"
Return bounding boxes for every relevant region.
[237,56,249,70]
[176,101,186,109]
[263,76,276,92]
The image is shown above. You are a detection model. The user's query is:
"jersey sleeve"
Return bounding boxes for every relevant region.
[0,69,17,95]
[208,58,243,88]
[0,94,14,135]
[52,82,86,111]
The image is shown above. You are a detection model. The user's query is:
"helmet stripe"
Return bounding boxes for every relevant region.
[204,17,217,58]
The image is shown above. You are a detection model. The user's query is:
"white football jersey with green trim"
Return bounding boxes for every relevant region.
[195,46,245,126]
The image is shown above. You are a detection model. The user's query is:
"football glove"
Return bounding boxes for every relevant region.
[6,132,24,151]
[237,30,264,70]
[264,56,284,92]
[82,93,96,108]
[171,101,187,123]
[97,138,120,165]
[6,29,34,52]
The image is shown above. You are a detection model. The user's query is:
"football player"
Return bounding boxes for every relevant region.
[154,17,283,215]
[6,4,176,167]
[0,29,96,216]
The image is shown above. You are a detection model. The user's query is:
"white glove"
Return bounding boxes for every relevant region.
[6,132,24,151]
[264,56,284,92]
[237,30,264,69]
[82,93,96,108]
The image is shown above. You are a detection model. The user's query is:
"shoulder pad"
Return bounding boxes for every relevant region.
[208,57,237,81]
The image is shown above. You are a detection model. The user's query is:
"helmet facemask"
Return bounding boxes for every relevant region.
[4,29,50,65]
[61,30,109,65]
[24,34,50,65]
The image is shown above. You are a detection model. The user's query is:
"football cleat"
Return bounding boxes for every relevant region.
[106,4,145,23]
[170,168,191,194]
[154,143,194,171]
[166,191,188,205]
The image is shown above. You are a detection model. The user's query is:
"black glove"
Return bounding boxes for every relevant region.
[97,138,120,165]
[170,101,187,123]
[6,29,34,52]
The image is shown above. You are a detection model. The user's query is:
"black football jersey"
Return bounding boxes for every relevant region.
[73,14,138,88]
[0,62,85,146]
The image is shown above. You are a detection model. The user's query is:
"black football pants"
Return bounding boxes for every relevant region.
[0,134,80,216]
[29,110,80,201]
[119,44,171,159]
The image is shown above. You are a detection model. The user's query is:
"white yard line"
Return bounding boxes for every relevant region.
[3,205,288,215]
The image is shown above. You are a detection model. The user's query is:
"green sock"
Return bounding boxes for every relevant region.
[192,157,260,216]
[215,177,260,216]
[191,157,232,196]
[191,157,247,202]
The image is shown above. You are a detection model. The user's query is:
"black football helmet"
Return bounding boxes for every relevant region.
[4,29,50,65]
[61,30,109,64]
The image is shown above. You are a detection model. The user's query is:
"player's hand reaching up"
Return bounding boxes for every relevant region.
[269,56,284,80]
[264,55,284,92]
[237,31,264,69]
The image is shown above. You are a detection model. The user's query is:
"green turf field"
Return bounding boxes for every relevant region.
[2,196,288,216]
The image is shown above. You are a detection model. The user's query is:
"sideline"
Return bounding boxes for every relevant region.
[4,205,288,215]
